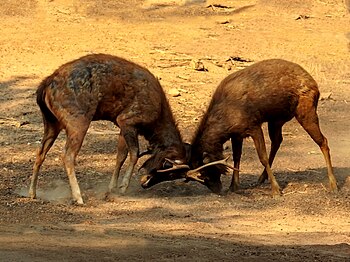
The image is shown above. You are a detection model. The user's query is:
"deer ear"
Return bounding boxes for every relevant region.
[203,152,210,164]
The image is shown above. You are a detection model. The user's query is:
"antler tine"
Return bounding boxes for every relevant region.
[164,158,176,165]
[187,156,240,176]
[157,158,190,173]
[157,164,190,173]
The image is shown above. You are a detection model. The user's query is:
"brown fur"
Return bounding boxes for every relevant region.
[191,59,338,194]
[30,54,186,204]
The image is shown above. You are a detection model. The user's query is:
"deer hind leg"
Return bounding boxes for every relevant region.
[251,127,281,196]
[30,120,61,199]
[229,137,243,192]
[108,134,128,192]
[258,121,285,184]
[62,119,90,204]
[295,100,338,192]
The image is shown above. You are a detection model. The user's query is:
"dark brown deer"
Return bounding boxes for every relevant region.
[141,59,338,195]
[30,54,188,204]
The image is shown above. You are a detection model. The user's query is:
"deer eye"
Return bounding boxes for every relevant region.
[163,160,173,169]
[202,152,211,164]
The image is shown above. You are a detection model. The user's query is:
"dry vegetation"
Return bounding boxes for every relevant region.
[0,0,350,261]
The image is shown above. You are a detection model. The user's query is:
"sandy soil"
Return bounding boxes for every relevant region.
[0,0,350,261]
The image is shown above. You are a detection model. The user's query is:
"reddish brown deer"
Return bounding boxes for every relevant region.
[187,59,338,195]
[141,59,338,195]
[30,54,188,204]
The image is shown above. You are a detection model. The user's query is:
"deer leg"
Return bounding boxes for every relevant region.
[117,124,139,194]
[258,121,284,184]
[30,120,61,199]
[251,127,281,196]
[296,105,338,192]
[108,135,128,192]
[229,137,243,192]
[62,120,90,204]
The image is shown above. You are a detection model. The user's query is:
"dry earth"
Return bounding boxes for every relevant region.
[0,0,350,261]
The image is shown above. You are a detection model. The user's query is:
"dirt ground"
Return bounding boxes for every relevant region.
[1,0,350,261]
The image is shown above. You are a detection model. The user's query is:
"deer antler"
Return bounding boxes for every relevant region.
[186,172,206,183]
[186,156,240,176]
[157,158,190,173]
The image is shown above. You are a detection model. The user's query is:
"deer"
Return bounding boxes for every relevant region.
[30,53,189,204]
[140,59,338,196]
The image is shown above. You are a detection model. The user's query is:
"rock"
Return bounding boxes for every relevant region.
[190,59,207,71]
[295,15,311,20]
[216,19,231,24]
[168,88,181,97]
[320,92,332,101]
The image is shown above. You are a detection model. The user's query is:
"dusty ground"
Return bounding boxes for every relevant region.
[1,0,350,261]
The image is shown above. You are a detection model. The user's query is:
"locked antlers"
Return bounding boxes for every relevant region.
[185,156,240,183]
[157,158,190,173]
[157,156,240,184]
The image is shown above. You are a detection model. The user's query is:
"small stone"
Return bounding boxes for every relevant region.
[190,59,207,71]
[216,19,231,24]
[307,150,318,155]
[320,92,332,101]
[168,88,181,97]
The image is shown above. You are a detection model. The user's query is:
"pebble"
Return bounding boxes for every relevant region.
[168,88,181,97]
